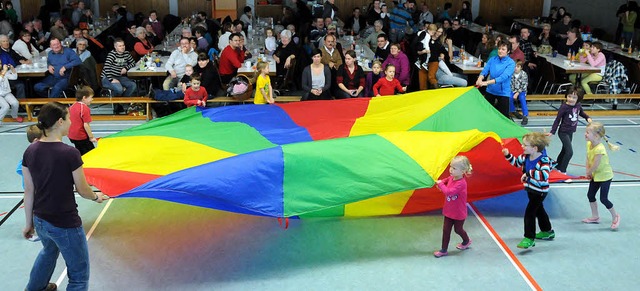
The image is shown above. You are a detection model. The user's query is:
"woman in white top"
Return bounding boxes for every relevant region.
[12,30,39,60]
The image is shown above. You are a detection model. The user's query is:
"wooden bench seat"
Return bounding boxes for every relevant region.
[527,94,640,101]
[18,96,303,122]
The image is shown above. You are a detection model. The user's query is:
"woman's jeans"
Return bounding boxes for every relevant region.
[27,216,89,291]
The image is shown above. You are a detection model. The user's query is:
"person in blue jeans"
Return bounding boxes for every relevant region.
[34,38,82,98]
[100,38,137,96]
[22,102,105,291]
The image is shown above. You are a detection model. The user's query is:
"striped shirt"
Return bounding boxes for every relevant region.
[101,50,135,80]
[505,153,556,193]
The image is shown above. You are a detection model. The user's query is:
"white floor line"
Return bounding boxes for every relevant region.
[553,183,640,188]
[55,198,114,287]
[468,203,538,291]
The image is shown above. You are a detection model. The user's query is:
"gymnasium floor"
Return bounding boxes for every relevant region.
[1,114,638,290]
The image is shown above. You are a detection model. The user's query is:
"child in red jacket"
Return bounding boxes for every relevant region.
[183,75,208,107]
[373,64,407,96]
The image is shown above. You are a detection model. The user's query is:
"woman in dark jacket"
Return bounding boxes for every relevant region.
[334,50,366,98]
[301,48,332,100]
[193,53,221,96]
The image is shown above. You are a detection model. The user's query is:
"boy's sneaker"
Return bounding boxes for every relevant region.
[414,60,422,69]
[513,111,524,119]
[535,230,555,240]
[517,238,535,249]
[422,62,430,70]
[582,217,600,224]
[456,239,472,250]
[611,214,620,230]
[433,250,448,258]
[520,116,528,125]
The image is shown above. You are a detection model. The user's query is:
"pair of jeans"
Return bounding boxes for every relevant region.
[34,75,69,98]
[509,91,529,116]
[101,77,137,97]
[555,131,573,173]
[436,71,468,87]
[524,189,552,239]
[27,216,89,291]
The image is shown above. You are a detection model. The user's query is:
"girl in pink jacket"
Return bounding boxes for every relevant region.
[434,155,473,258]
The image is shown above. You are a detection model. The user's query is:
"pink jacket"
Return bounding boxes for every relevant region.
[436,176,468,220]
[579,52,606,74]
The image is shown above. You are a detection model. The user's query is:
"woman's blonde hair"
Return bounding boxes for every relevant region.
[523,132,551,152]
[587,122,620,151]
[451,155,473,176]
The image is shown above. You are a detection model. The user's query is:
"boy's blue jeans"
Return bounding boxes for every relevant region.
[509,91,529,116]
[27,216,90,291]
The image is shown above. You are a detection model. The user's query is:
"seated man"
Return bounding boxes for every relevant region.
[34,38,81,98]
[164,37,198,89]
[100,38,137,96]
[218,33,244,84]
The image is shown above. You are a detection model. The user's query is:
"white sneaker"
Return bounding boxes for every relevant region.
[422,62,429,70]
[414,60,422,69]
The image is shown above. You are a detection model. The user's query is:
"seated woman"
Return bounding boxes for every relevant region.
[555,27,583,56]
[381,43,410,87]
[436,53,468,87]
[474,33,494,62]
[335,50,366,98]
[133,27,154,59]
[273,30,298,80]
[193,52,221,97]
[12,30,39,60]
[301,48,332,100]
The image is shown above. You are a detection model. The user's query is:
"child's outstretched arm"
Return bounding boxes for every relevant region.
[83,123,97,143]
[503,148,525,168]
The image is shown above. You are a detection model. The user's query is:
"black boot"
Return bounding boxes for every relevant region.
[521,116,528,125]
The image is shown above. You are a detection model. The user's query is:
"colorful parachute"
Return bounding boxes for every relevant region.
[83,87,560,218]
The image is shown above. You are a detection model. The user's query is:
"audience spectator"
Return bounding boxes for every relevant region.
[375,33,391,61]
[571,42,606,94]
[0,61,19,124]
[71,1,85,27]
[142,10,164,41]
[194,26,209,51]
[273,30,298,80]
[458,1,473,22]
[164,37,198,89]
[438,2,453,22]
[78,8,94,30]
[551,13,572,39]
[144,23,161,46]
[389,0,416,42]
[13,30,40,61]
[365,20,385,50]
[535,23,554,47]
[193,52,221,97]
[335,50,366,98]
[364,60,383,97]
[555,27,583,56]
[345,8,366,35]
[308,17,327,48]
[475,33,494,62]
[320,33,343,71]
[323,0,339,20]
[240,6,252,28]
[621,2,638,47]
[417,2,434,25]
[301,48,332,100]
[73,38,98,91]
[32,19,48,50]
[100,38,136,97]
[4,1,17,24]
[218,22,233,51]
[379,3,391,34]
[427,26,446,89]
[0,34,26,99]
[49,17,68,42]
[133,27,153,58]
[447,19,467,48]
[34,38,81,98]
[81,28,105,62]
[381,43,410,87]
[508,35,525,63]
[123,23,137,51]
[218,33,244,84]
[436,52,468,87]
[367,0,383,26]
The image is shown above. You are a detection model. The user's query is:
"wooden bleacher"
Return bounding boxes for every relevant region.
[526,94,640,116]
[17,96,302,122]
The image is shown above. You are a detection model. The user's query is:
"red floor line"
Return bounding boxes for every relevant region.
[569,163,640,179]
[468,202,542,291]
